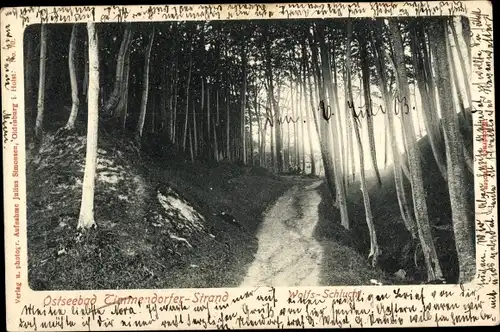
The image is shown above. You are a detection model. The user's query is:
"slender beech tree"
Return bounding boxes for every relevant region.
[371,22,417,239]
[65,24,80,130]
[301,52,316,176]
[119,40,131,131]
[409,24,448,181]
[389,20,443,282]
[82,37,89,101]
[264,27,283,173]
[307,29,336,197]
[183,43,194,151]
[240,43,248,165]
[35,24,47,139]
[359,30,382,187]
[345,21,380,263]
[135,27,155,141]
[104,25,132,116]
[316,23,349,229]
[77,22,99,230]
[444,25,474,174]
[430,20,475,283]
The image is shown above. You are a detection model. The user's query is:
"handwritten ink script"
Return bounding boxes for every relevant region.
[470,7,498,310]
[0,2,470,27]
[14,286,498,330]
[263,95,412,128]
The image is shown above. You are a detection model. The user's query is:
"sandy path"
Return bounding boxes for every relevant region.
[240,180,325,287]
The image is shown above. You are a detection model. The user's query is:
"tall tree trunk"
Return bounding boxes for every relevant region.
[183,50,193,151]
[307,30,336,198]
[448,20,472,112]
[119,42,131,131]
[359,33,382,187]
[431,20,475,283]
[78,22,99,230]
[240,47,248,165]
[294,80,301,170]
[316,24,349,229]
[82,38,89,100]
[193,95,198,157]
[150,89,156,134]
[409,26,448,180]
[188,125,194,163]
[135,27,155,141]
[212,117,219,161]
[200,78,205,154]
[301,51,316,176]
[161,61,168,133]
[331,41,348,187]
[249,87,255,165]
[267,91,276,172]
[445,28,474,174]
[342,72,356,184]
[207,83,212,160]
[171,55,179,144]
[104,25,132,116]
[389,20,443,282]
[65,24,80,130]
[264,30,282,173]
[345,21,380,265]
[299,73,306,173]
[305,52,322,155]
[290,81,298,169]
[225,83,231,160]
[24,31,34,115]
[255,96,263,166]
[35,24,47,139]
[371,24,417,239]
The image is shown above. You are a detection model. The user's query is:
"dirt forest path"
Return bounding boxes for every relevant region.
[240,177,388,287]
[241,178,326,287]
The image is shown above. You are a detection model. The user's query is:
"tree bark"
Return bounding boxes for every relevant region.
[82,38,89,100]
[359,33,382,187]
[35,24,47,139]
[104,25,132,116]
[331,40,348,187]
[171,54,179,144]
[78,22,99,230]
[65,24,80,130]
[225,82,231,160]
[431,20,475,283]
[409,26,448,180]
[301,48,316,176]
[389,20,443,282]
[316,24,349,229]
[299,73,306,173]
[135,27,155,141]
[119,41,131,132]
[249,86,255,165]
[372,23,417,239]
[448,20,472,111]
[183,49,193,151]
[264,28,283,173]
[445,27,474,174]
[240,46,248,165]
[307,29,336,197]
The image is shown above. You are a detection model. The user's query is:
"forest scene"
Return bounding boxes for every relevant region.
[24,16,475,290]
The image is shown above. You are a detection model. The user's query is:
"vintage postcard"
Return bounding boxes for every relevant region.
[2,1,498,330]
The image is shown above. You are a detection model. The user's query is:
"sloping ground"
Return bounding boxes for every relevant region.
[27,129,292,290]
[316,134,475,284]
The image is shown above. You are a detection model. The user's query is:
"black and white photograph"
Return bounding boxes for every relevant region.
[23,16,477,291]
